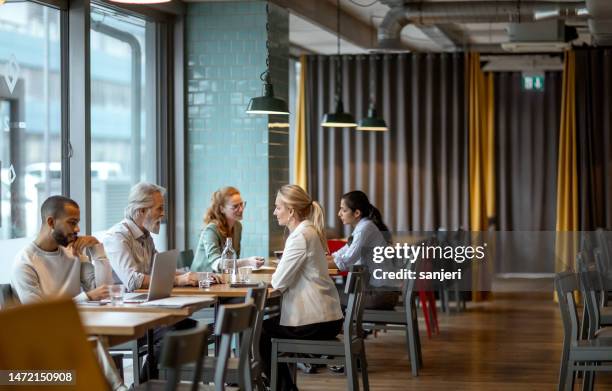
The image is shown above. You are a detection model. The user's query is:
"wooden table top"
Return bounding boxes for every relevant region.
[252,259,340,276]
[77,296,216,316]
[169,285,279,298]
[80,311,175,337]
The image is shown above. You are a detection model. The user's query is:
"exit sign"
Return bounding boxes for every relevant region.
[522,72,545,91]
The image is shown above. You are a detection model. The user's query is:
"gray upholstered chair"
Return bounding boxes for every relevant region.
[270,271,368,391]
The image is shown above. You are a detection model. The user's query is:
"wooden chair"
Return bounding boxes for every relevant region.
[361,262,423,376]
[0,283,20,309]
[555,271,612,391]
[140,303,256,391]
[270,271,368,391]
[184,286,267,390]
[0,299,109,390]
[134,323,211,391]
[213,303,257,390]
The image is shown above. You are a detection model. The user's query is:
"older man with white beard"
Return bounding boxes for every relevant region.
[103,182,198,291]
[104,182,200,382]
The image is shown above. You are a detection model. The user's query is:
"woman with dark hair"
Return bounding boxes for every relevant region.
[331,190,399,310]
[332,190,391,270]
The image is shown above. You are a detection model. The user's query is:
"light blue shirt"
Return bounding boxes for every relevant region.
[332,218,388,271]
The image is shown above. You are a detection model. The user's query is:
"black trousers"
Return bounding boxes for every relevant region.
[260,317,343,391]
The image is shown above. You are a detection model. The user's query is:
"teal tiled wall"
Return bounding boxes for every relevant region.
[186,1,289,257]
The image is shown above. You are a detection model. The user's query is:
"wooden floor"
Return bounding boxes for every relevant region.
[296,293,612,391]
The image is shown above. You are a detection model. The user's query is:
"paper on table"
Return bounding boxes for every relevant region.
[140,296,210,308]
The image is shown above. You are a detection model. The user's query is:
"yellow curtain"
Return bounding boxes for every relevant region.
[555,50,578,273]
[467,53,496,301]
[293,55,308,191]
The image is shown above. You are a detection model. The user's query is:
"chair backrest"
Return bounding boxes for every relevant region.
[594,248,610,305]
[555,271,581,343]
[158,323,210,391]
[0,299,108,390]
[0,283,20,309]
[595,228,611,264]
[245,285,268,376]
[177,249,195,270]
[328,239,348,254]
[578,269,603,339]
[214,303,257,391]
[343,271,365,340]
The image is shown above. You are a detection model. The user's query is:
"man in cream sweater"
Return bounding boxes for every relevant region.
[10,195,128,390]
[11,195,113,303]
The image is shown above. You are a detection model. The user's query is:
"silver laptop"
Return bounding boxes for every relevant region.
[124,249,179,303]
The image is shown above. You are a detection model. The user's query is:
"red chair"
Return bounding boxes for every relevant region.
[327,239,348,276]
[415,261,440,339]
[327,238,348,254]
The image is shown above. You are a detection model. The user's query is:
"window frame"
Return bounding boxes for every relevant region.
[29,0,183,247]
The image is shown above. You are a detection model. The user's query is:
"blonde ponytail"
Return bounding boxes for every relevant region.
[309,201,328,252]
[277,184,328,251]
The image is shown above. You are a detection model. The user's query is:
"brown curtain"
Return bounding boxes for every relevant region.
[305,54,468,237]
[555,50,579,272]
[494,71,562,274]
[575,48,612,231]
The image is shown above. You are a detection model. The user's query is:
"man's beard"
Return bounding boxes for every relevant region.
[143,216,161,235]
[52,229,73,247]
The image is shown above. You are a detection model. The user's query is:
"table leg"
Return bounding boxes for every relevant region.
[214,301,219,356]
[146,329,156,379]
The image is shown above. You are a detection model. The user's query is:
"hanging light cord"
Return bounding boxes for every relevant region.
[335,0,342,103]
[369,55,376,108]
[260,2,271,83]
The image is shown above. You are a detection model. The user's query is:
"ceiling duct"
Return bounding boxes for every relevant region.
[586,0,612,45]
[378,1,588,50]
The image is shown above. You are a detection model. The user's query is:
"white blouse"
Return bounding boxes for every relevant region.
[332,218,388,271]
[271,220,343,327]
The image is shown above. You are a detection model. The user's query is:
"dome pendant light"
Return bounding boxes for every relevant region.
[110,0,170,4]
[246,2,289,115]
[321,0,357,128]
[357,55,388,131]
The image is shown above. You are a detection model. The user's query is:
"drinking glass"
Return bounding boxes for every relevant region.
[239,267,252,283]
[197,272,212,289]
[108,285,124,306]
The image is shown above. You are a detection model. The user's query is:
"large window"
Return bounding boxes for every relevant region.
[90,4,157,232]
[0,2,62,240]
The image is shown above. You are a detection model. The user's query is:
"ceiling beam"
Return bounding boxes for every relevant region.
[271,0,379,50]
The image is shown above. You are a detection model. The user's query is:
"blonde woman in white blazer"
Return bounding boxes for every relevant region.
[260,184,343,391]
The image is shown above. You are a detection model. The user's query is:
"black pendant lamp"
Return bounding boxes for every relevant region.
[357,55,388,131]
[246,2,289,115]
[321,0,357,128]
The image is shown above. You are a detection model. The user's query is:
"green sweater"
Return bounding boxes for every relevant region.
[191,222,242,272]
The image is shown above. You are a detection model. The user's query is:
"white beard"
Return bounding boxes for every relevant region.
[144,216,161,234]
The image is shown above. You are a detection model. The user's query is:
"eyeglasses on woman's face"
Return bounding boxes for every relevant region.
[228,201,246,211]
